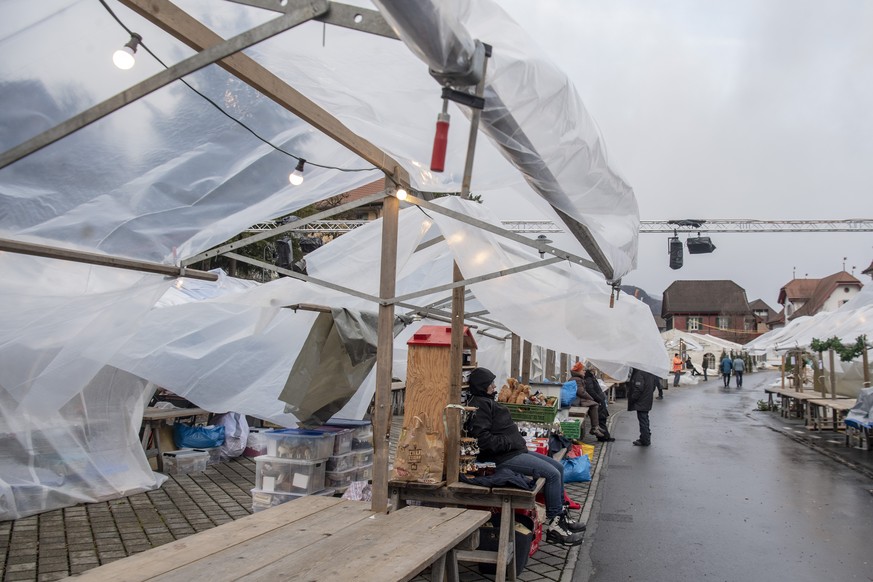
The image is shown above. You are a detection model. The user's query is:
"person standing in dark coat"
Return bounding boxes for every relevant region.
[627,368,656,446]
[466,367,586,546]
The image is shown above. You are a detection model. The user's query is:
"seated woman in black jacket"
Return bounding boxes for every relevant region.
[466,367,586,546]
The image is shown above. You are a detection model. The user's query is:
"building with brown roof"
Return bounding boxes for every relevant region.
[661,280,758,343]
[779,271,863,321]
[748,298,777,332]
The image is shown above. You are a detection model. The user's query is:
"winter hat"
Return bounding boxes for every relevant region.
[467,367,496,394]
[571,361,584,373]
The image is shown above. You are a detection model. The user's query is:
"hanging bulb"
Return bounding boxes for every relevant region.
[113,33,142,70]
[395,187,408,201]
[289,159,305,185]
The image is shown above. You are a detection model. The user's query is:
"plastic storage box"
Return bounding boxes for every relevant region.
[255,456,326,494]
[354,464,373,482]
[244,428,270,458]
[353,447,373,467]
[325,419,373,450]
[162,449,208,475]
[193,446,221,465]
[325,466,357,491]
[316,427,354,455]
[326,450,357,472]
[263,429,335,461]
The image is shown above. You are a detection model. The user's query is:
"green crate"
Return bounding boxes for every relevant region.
[503,399,559,424]
[559,419,582,439]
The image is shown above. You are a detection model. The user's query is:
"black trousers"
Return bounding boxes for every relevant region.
[637,410,651,443]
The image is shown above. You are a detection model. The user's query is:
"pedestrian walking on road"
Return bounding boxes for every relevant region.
[672,353,683,387]
[628,368,656,446]
[732,355,745,388]
[720,354,733,388]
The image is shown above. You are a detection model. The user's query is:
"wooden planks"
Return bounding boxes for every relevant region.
[69,501,487,582]
[69,496,354,581]
[403,345,452,439]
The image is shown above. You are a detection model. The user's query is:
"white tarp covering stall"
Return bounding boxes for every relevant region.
[744,285,873,397]
[0,0,666,519]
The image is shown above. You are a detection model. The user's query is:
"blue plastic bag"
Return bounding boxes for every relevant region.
[562,455,591,483]
[173,423,225,449]
[560,380,577,407]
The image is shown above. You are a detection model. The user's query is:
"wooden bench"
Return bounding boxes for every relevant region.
[68,496,489,582]
[389,477,546,582]
[140,406,209,472]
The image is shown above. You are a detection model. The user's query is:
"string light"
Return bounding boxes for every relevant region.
[113,33,142,70]
[395,187,408,200]
[289,159,305,186]
[96,0,375,179]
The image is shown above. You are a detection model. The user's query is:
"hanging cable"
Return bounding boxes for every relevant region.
[96,0,377,174]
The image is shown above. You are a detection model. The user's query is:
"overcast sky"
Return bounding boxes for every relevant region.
[498,0,873,307]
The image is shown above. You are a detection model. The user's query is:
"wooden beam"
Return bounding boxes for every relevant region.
[446,262,465,486]
[120,0,410,187]
[510,334,521,379]
[372,188,399,513]
[0,237,217,281]
[521,340,532,384]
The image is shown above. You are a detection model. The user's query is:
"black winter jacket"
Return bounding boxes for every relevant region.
[627,369,656,412]
[467,394,527,465]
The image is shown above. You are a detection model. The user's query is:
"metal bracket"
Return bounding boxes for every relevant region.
[441,87,485,110]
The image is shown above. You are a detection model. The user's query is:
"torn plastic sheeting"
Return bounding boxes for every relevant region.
[279,308,407,427]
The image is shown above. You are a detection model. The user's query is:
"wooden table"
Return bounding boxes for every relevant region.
[66,497,489,582]
[389,478,546,582]
[807,398,856,432]
[141,406,209,472]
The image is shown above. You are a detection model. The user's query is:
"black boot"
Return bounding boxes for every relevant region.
[546,514,585,546]
[560,509,587,532]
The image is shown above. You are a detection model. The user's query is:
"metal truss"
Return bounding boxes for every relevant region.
[247,219,565,233]
[641,219,873,233]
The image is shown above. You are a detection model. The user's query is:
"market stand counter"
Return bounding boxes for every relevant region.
[65,496,488,582]
[389,477,547,582]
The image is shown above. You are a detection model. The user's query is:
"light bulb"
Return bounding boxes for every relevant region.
[113,33,142,70]
[113,46,136,70]
[395,187,408,200]
[289,159,305,186]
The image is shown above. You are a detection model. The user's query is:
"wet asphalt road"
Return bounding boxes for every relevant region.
[575,371,873,582]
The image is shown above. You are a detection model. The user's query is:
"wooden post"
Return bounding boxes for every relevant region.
[559,353,569,382]
[521,341,532,384]
[510,334,521,379]
[829,348,837,399]
[545,349,556,381]
[781,354,785,390]
[446,263,465,486]
[816,352,826,398]
[863,343,870,388]
[372,190,399,514]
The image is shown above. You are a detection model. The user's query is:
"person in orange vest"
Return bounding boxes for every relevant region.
[671,353,684,388]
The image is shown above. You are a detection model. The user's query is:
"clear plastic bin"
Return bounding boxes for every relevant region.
[325,466,357,490]
[263,429,335,461]
[244,428,270,458]
[162,449,208,475]
[193,447,221,465]
[326,450,357,472]
[354,464,373,482]
[255,456,326,494]
[353,447,373,467]
[317,427,354,455]
[325,419,373,450]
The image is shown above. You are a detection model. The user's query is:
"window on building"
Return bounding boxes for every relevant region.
[687,317,701,331]
[744,320,753,331]
[716,316,730,330]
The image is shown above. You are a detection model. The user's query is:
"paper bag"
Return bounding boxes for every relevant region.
[391,414,444,483]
